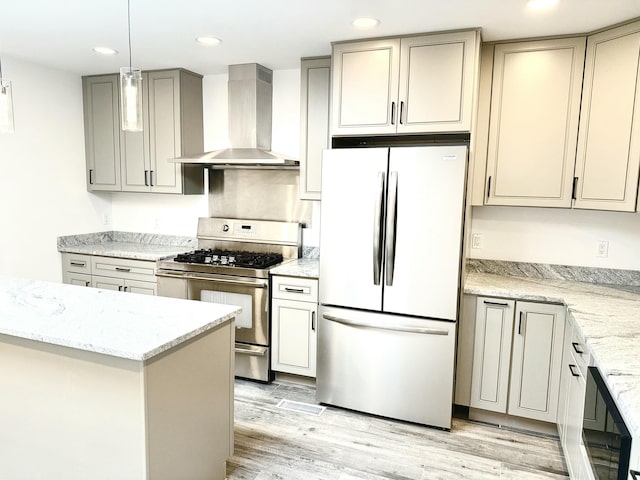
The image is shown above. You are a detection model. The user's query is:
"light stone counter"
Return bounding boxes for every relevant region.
[0,275,239,360]
[270,258,319,279]
[57,231,196,261]
[465,272,640,438]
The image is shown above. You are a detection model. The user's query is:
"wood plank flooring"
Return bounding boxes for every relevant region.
[226,379,569,480]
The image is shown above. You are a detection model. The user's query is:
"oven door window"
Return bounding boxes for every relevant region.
[201,290,252,328]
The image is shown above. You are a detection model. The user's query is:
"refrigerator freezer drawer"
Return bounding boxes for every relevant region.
[316,306,456,429]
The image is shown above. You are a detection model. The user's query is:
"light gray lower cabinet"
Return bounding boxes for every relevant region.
[557,313,594,479]
[83,69,204,194]
[469,297,565,423]
[60,253,157,295]
[271,276,318,377]
[299,57,330,200]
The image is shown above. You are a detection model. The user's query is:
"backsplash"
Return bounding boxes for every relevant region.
[466,259,640,287]
[57,232,197,249]
[302,246,319,259]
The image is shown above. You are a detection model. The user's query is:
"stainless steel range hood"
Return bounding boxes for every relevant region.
[173,63,298,168]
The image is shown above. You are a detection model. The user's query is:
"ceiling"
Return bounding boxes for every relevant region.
[2,0,640,76]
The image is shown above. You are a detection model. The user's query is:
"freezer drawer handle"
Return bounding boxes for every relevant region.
[234,345,267,357]
[322,314,449,336]
[156,271,268,288]
[373,171,385,286]
[385,171,398,287]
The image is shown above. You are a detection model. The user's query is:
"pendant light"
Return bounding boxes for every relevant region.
[0,56,15,134]
[120,0,142,132]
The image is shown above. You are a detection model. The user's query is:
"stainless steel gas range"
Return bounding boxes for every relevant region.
[156,217,301,382]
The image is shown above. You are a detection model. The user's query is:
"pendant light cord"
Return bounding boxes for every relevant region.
[127,0,132,72]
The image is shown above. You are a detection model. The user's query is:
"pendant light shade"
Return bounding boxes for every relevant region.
[120,67,142,131]
[120,0,142,132]
[0,57,15,134]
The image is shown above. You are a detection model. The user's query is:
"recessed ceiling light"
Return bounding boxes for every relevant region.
[93,47,118,56]
[196,36,222,47]
[352,17,380,29]
[527,0,558,10]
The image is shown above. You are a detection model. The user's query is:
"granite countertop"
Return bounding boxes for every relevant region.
[57,231,196,261]
[270,258,319,279]
[465,271,640,438]
[0,276,239,361]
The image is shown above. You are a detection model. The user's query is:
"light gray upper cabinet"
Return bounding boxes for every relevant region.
[83,69,204,194]
[83,75,122,191]
[331,30,479,136]
[483,37,586,208]
[574,21,640,212]
[299,57,330,200]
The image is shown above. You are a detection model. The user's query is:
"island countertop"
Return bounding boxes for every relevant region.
[0,276,240,361]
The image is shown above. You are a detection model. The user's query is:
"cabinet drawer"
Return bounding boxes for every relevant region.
[62,253,92,274]
[91,256,156,282]
[272,276,318,302]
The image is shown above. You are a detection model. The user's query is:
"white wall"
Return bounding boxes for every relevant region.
[0,56,110,282]
[469,206,640,270]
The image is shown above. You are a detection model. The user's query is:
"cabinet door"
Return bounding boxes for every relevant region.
[91,275,123,291]
[121,72,151,192]
[575,22,640,212]
[485,38,585,207]
[508,302,565,422]
[83,75,122,191]
[470,297,515,413]
[557,316,574,443]
[331,39,400,136]
[271,298,317,377]
[63,272,91,287]
[397,31,478,133]
[299,57,330,200]
[147,70,182,193]
[125,279,157,296]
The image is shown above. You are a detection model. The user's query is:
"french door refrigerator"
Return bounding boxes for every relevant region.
[317,145,467,429]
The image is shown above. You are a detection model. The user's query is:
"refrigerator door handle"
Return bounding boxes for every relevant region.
[385,171,398,286]
[373,171,386,286]
[322,314,449,336]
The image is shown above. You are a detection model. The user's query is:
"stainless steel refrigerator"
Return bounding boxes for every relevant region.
[317,145,467,429]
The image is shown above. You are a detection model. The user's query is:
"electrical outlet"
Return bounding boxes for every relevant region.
[102,213,111,226]
[472,233,483,249]
[154,216,160,230]
[596,240,609,258]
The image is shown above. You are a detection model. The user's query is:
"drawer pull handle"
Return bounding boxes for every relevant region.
[284,287,305,293]
[85,281,90,287]
[630,470,640,480]
[569,364,580,377]
[572,342,584,354]
[70,261,86,267]
[123,286,128,292]
[311,311,316,331]
[115,267,131,272]
[483,300,508,307]
[118,285,123,292]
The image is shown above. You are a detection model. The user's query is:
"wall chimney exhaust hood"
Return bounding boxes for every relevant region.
[173,63,298,168]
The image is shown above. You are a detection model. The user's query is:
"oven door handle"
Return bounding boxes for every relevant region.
[156,271,268,288]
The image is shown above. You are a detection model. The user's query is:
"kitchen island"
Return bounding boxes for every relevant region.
[0,276,239,480]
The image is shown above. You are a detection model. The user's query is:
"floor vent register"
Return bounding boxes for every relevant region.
[276,399,326,416]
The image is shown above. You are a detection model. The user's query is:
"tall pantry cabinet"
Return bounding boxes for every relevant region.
[83,69,204,194]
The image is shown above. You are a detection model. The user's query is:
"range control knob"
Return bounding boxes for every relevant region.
[222,224,230,232]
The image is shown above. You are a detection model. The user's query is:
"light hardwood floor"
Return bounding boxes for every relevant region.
[226,379,569,480]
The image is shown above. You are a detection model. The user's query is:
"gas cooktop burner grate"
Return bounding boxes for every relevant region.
[174,249,284,269]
